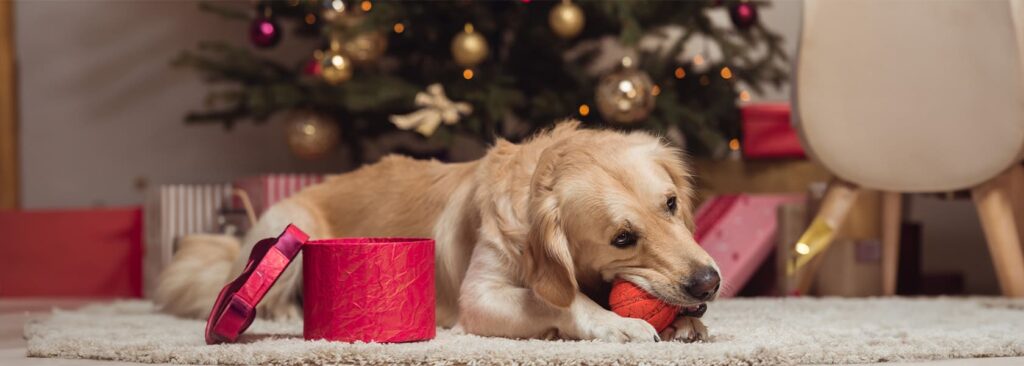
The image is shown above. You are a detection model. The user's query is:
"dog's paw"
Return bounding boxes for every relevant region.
[659,316,708,343]
[449,324,467,335]
[582,315,660,343]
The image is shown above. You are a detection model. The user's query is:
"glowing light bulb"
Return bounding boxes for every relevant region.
[795,242,811,255]
[729,138,740,151]
[720,66,733,80]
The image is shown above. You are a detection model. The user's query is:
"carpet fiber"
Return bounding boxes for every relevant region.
[23,298,1024,365]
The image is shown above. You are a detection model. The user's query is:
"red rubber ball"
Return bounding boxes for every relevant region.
[609,279,679,332]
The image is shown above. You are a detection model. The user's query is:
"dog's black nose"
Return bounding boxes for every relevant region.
[684,267,720,301]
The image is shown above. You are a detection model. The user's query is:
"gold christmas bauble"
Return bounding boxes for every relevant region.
[549,1,585,39]
[320,49,353,84]
[451,24,488,68]
[285,111,340,160]
[594,67,657,124]
[342,32,388,64]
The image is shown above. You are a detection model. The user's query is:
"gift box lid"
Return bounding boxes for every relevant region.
[205,224,308,344]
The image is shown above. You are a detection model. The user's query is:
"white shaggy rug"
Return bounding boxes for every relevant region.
[23,298,1024,365]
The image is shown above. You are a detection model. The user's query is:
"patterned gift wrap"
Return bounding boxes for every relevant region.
[232,174,324,215]
[143,184,233,297]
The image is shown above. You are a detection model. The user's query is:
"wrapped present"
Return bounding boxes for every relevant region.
[233,174,324,215]
[143,184,234,297]
[741,103,806,159]
[694,194,805,297]
[0,207,142,297]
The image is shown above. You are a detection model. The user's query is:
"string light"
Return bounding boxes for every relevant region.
[462,69,474,80]
[304,13,316,25]
[393,23,405,34]
[579,104,590,116]
[674,67,686,79]
[729,138,740,151]
[360,0,372,11]
[693,54,705,66]
[795,242,811,255]
[328,0,345,13]
[720,66,733,80]
[651,85,661,96]
[699,75,710,86]
[739,90,751,101]
[621,56,633,68]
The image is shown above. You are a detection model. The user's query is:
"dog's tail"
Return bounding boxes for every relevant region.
[154,234,240,319]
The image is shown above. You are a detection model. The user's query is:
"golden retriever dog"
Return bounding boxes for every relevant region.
[156,120,720,342]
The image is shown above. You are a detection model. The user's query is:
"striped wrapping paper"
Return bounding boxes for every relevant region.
[233,174,324,215]
[143,184,233,297]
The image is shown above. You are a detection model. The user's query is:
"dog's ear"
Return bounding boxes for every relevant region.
[655,146,696,232]
[525,148,578,308]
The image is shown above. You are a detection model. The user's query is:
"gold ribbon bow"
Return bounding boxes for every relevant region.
[389,84,473,137]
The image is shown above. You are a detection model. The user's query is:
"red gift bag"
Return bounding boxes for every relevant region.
[694,194,805,297]
[0,207,143,297]
[741,103,807,159]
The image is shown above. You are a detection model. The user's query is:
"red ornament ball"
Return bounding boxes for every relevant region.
[249,17,281,48]
[728,2,758,30]
[303,57,322,76]
[609,280,679,332]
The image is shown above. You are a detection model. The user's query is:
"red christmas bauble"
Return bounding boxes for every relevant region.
[728,2,758,30]
[304,57,322,76]
[249,17,281,48]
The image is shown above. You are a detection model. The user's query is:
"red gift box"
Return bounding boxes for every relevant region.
[741,103,806,159]
[206,225,436,344]
[0,207,143,297]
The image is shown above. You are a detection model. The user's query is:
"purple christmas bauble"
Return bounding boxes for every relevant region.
[249,17,281,48]
[728,2,758,30]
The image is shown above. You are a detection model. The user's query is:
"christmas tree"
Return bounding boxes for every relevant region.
[176,0,788,162]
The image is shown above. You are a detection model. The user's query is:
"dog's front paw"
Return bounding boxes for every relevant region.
[581,315,660,343]
[659,316,708,343]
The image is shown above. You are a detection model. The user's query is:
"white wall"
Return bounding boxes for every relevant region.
[16,0,350,209]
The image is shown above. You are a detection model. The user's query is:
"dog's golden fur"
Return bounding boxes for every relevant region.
[156,120,718,342]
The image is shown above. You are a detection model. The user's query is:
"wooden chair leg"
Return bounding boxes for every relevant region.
[972,166,1024,297]
[1006,163,1024,251]
[793,180,860,294]
[881,192,902,296]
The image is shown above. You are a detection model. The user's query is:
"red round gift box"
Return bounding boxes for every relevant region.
[302,237,436,343]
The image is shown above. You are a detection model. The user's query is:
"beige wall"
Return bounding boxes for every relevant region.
[16,0,350,209]
[15,1,804,209]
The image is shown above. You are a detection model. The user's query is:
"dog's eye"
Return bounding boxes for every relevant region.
[667,196,678,214]
[612,231,638,248]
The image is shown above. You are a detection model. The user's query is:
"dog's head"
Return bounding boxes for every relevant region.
[525,123,720,309]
